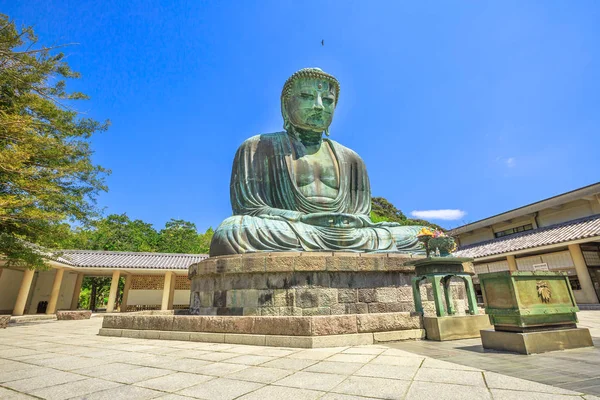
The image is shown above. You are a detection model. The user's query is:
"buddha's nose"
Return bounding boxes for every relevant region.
[313,96,324,111]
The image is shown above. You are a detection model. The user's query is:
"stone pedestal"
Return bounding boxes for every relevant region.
[56,310,92,320]
[481,328,593,354]
[188,252,445,317]
[424,314,492,341]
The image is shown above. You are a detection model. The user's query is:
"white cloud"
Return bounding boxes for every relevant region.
[410,209,467,221]
[505,157,516,168]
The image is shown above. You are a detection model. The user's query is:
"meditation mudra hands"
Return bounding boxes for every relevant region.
[262,211,399,229]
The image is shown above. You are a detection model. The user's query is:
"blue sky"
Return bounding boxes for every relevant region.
[4,1,599,231]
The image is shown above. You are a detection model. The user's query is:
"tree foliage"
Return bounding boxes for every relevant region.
[370,196,444,231]
[0,14,109,268]
[54,214,214,254]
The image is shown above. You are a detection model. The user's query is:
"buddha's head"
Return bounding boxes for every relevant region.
[281,68,340,135]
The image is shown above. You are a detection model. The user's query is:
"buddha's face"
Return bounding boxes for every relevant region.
[286,78,336,133]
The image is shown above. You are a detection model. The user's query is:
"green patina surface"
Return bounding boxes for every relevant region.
[479,271,579,331]
[410,257,479,317]
[210,68,425,256]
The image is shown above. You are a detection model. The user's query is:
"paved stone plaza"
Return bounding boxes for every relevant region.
[1,314,600,399]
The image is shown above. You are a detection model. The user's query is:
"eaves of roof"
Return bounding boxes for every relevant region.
[454,214,600,259]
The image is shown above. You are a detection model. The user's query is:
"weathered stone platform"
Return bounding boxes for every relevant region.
[99,311,426,348]
[424,314,492,341]
[56,310,92,320]
[481,328,594,354]
[188,252,469,317]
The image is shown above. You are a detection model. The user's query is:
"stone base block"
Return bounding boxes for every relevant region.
[56,310,92,320]
[424,314,492,341]
[480,328,594,354]
[0,315,10,329]
[99,328,425,348]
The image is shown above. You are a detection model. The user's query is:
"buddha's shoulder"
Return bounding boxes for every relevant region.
[237,132,287,150]
[327,139,364,162]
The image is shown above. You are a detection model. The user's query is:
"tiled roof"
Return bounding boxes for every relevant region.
[55,250,208,270]
[454,214,600,259]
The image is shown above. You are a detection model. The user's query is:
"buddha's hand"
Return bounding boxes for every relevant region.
[300,212,365,228]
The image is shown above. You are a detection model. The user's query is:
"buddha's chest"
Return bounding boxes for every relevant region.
[291,145,340,199]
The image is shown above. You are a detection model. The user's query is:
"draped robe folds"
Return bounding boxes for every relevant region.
[209,132,425,257]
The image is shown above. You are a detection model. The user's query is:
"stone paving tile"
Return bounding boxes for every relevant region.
[191,361,250,376]
[30,354,110,371]
[225,366,293,384]
[2,370,86,392]
[331,376,411,399]
[0,348,40,358]
[415,368,486,386]
[71,361,142,376]
[484,371,583,395]
[126,354,184,368]
[261,357,319,371]
[176,377,264,400]
[102,366,175,384]
[320,394,374,400]
[154,395,197,400]
[0,360,35,373]
[273,371,347,391]
[223,354,277,366]
[327,353,377,364]
[135,372,213,392]
[191,351,239,362]
[0,366,56,384]
[304,361,364,375]
[159,358,213,373]
[28,377,122,400]
[370,355,424,367]
[490,389,583,399]
[355,363,419,381]
[237,385,323,400]
[163,349,210,358]
[405,381,492,400]
[75,385,166,400]
[381,348,427,357]
[222,345,265,354]
[0,386,38,399]
[420,357,483,371]
[286,349,343,360]
[342,347,385,355]
[252,348,298,358]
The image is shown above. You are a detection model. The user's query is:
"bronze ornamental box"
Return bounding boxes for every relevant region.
[479,271,579,332]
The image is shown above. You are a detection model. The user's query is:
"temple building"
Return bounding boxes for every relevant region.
[453,182,600,305]
[0,251,207,316]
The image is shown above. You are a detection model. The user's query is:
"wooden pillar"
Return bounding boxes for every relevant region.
[13,269,35,316]
[106,271,120,313]
[46,268,65,314]
[161,272,175,310]
[569,244,599,304]
[506,255,518,272]
[70,273,84,310]
[121,274,132,312]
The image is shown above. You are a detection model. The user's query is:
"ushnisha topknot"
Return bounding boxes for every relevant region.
[281,68,340,106]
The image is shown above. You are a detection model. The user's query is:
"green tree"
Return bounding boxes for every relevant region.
[0,14,109,268]
[85,214,159,252]
[370,196,444,231]
[158,219,203,253]
[198,227,214,254]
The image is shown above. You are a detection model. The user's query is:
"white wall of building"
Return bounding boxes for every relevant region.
[126,289,191,307]
[0,269,23,313]
[174,290,190,306]
[27,270,77,314]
